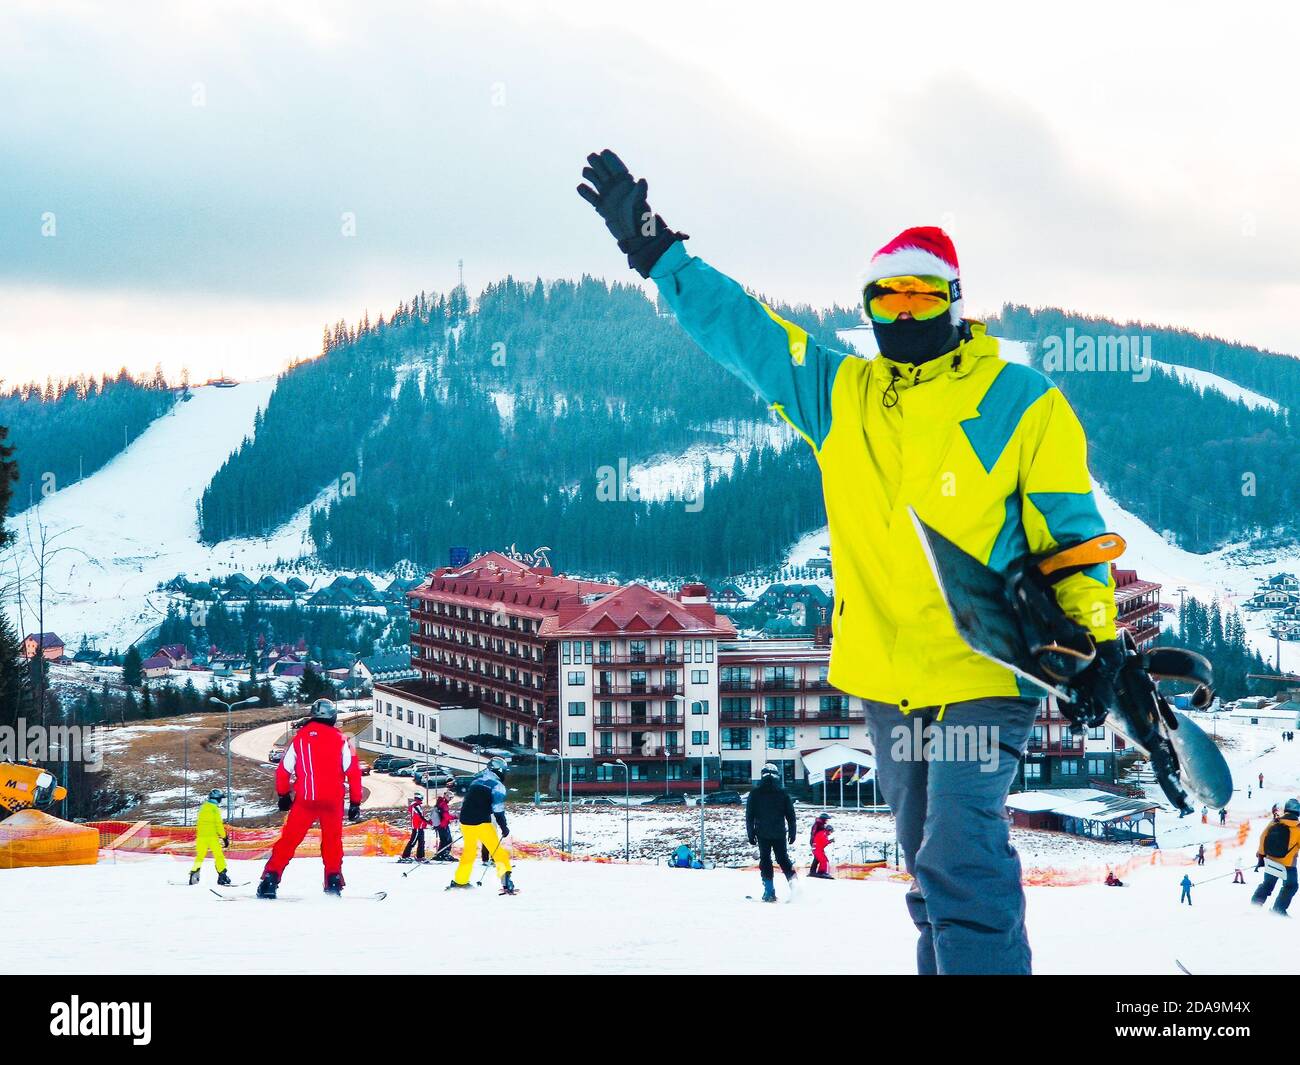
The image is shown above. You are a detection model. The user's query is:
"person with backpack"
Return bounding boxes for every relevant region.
[811,817,835,879]
[449,757,516,895]
[1252,797,1300,915]
[400,792,431,863]
[433,789,456,861]
[745,762,797,902]
[189,788,233,886]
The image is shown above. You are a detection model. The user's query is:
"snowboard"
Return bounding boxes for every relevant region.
[910,508,1232,812]
[209,888,387,902]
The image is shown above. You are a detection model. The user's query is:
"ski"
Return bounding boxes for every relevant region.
[1176,960,1193,975]
[910,508,1233,813]
[209,889,387,902]
[171,880,250,887]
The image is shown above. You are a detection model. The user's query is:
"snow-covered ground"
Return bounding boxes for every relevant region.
[0,827,1288,974]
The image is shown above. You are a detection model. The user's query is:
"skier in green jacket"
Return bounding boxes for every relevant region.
[190,788,233,886]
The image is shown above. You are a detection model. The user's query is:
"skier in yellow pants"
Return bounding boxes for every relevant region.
[449,759,516,894]
[190,788,233,886]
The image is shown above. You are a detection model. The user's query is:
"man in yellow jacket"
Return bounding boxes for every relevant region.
[190,788,233,886]
[579,150,1120,974]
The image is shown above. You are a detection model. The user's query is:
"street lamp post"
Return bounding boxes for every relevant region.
[208,695,260,822]
[760,708,769,783]
[602,759,630,861]
[675,693,705,860]
[533,716,544,805]
[551,747,565,854]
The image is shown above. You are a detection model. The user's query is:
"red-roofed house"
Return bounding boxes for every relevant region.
[155,644,193,669]
[141,655,172,680]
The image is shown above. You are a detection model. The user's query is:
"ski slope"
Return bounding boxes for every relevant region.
[1149,359,1282,413]
[0,380,319,650]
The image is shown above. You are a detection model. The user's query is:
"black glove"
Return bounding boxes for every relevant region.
[1063,639,1125,728]
[495,813,510,839]
[277,793,293,812]
[747,835,756,847]
[348,803,362,822]
[1256,856,1265,871]
[577,149,687,278]
[222,836,230,848]
[788,832,796,846]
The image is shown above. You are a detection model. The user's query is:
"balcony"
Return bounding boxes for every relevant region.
[586,745,688,760]
[592,714,683,729]
[719,708,863,724]
[590,653,684,667]
[719,679,837,693]
[593,684,681,698]
[1026,738,1085,756]
[569,779,719,795]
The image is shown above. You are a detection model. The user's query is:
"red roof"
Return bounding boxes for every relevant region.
[411,557,617,621]
[550,584,735,637]
[141,655,172,669]
[24,632,63,648]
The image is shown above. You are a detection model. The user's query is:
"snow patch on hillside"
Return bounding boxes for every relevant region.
[1150,360,1282,413]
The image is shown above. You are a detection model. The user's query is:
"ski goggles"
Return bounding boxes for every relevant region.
[863,275,959,324]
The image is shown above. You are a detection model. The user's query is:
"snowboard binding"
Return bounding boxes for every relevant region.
[911,508,1232,815]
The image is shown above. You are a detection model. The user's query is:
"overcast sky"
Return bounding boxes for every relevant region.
[2,0,1298,386]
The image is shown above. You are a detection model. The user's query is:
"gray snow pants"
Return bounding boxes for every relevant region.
[865,696,1040,975]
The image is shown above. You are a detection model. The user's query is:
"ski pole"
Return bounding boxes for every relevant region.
[401,829,463,878]
[476,833,508,887]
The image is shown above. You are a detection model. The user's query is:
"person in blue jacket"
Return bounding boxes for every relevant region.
[1180,874,1193,905]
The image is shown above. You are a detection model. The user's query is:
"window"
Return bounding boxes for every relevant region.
[567,732,587,747]
[765,696,795,720]
[705,639,714,662]
[567,671,586,685]
[598,701,614,723]
[1024,762,1042,781]
[1059,760,1081,777]
[1088,726,1106,741]
[722,697,752,720]
[582,641,593,664]
[721,760,751,784]
[598,640,613,662]
[691,699,709,715]
[664,732,680,752]
[722,728,751,751]
[629,640,647,662]
[1087,757,1108,777]
[691,669,709,684]
[568,701,586,717]
[819,726,850,740]
[819,695,849,715]
[561,641,571,665]
[666,763,683,781]
[691,730,710,746]
[596,764,614,782]
[767,727,795,750]
[664,639,678,662]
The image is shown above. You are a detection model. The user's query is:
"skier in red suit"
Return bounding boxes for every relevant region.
[257,699,363,898]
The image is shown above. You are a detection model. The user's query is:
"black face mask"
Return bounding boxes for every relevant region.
[874,314,960,365]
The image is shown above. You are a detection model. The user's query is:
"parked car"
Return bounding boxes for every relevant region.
[358,762,371,776]
[450,775,476,796]
[268,747,284,764]
[575,797,619,807]
[381,757,417,775]
[704,790,743,805]
[413,769,455,787]
[647,794,687,806]
[371,754,408,773]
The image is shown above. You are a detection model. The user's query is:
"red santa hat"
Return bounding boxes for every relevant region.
[862,226,963,323]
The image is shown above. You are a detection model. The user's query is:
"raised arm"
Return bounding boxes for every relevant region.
[578,148,849,451]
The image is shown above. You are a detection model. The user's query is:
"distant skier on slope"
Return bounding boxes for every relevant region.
[579,150,1120,975]
[434,789,456,861]
[1180,874,1193,906]
[449,758,515,895]
[400,792,430,863]
[189,788,232,886]
[745,762,797,902]
[1252,797,1300,916]
[256,699,363,899]
[811,817,835,879]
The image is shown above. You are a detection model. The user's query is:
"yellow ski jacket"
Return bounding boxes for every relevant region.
[196,800,226,842]
[650,241,1117,710]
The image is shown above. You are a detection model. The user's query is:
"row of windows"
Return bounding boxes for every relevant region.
[422,601,539,633]
[372,730,433,754]
[372,699,432,729]
[565,669,712,686]
[566,731,712,748]
[1023,756,1109,781]
[567,699,711,717]
[561,639,715,665]
[418,624,545,663]
[720,696,850,715]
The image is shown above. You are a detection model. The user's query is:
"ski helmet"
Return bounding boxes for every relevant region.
[760,762,780,779]
[1285,797,1300,818]
[208,788,225,803]
[487,756,508,775]
[410,792,423,803]
[308,698,338,724]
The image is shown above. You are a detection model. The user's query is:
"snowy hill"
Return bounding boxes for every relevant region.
[0,380,323,649]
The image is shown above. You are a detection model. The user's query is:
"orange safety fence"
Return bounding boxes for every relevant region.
[1,810,99,868]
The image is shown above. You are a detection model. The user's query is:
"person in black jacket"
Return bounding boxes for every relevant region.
[746,762,797,903]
